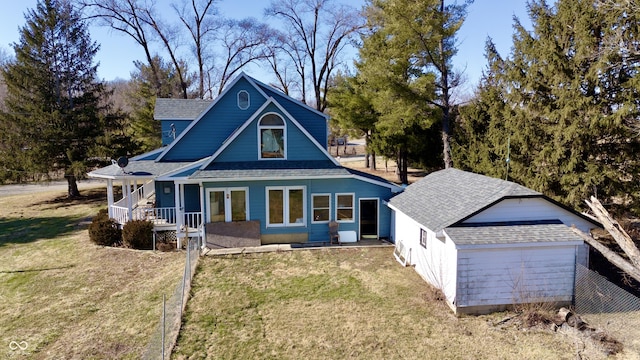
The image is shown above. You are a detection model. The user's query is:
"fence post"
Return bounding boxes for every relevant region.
[162,293,165,360]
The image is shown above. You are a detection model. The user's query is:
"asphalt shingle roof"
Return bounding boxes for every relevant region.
[445,224,583,246]
[189,160,351,179]
[154,98,213,120]
[388,168,540,232]
[88,161,195,178]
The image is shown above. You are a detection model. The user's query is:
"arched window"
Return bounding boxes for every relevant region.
[237,90,249,109]
[259,113,285,159]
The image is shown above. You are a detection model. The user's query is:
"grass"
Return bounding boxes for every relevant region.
[172,248,618,360]
[0,186,184,359]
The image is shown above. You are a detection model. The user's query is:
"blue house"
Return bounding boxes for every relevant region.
[89,73,403,247]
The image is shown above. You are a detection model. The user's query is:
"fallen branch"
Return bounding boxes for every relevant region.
[571,226,640,283]
[586,196,640,269]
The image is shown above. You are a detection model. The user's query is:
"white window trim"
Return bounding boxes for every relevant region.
[311,193,331,224]
[258,112,287,160]
[205,187,250,223]
[335,193,355,223]
[265,186,306,227]
[237,90,250,110]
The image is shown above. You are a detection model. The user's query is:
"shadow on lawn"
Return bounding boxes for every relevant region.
[31,187,108,210]
[0,215,85,247]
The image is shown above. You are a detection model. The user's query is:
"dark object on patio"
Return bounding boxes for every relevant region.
[329,221,340,245]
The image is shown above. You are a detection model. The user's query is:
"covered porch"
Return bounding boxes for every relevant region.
[87,158,205,246]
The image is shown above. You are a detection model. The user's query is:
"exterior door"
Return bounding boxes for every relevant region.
[207,188,248,222]
[359,198,378,239]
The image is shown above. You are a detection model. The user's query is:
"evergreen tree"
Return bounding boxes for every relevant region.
[0,0,113,196]
[456,0,640,209]
[125,56,192,153]
[327,72,379,168]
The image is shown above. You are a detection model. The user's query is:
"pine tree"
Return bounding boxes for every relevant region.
[0,0,110,196]
[457,0,640,209]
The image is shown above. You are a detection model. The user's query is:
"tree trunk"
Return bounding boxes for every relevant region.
[586,196,640,268]
[365,152,370,168]
[67,174,80,198]
[572,227,640,283]
[370,150,376,170]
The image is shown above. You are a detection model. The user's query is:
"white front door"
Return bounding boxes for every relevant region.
[206,188,248,223]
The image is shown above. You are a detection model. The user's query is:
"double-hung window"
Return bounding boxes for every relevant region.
[266,186,306,227]
[312,194,330,223]
[335,193,354,222]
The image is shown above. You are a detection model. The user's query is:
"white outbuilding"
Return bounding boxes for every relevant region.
[387,168,600,315]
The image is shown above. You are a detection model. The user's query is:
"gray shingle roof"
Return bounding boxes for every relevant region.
[388,168,540,232]
[154,98,213,120]
[189,160,351,180]
[445,224,582,246]
[88,161,196,178]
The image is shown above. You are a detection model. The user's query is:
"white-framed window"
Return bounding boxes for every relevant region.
[237,90,250,109]
[420,228,427,249]
[312,193,331,223]
[258,113,285,159]
[335,193,354,223]
[266,186,306,227]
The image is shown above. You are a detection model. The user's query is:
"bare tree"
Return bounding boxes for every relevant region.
[212,18,273,95]
[141,7,190,98]
[265,0,364,111]
[173,0,220,99]
[81,0,162,93]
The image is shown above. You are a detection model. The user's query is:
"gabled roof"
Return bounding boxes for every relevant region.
[154,98,213,120]
[87,160,196,180]
[388,168,541,232]
[156,73,269,162]
[199,96,339,168]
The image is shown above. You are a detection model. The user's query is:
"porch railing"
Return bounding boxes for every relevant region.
[110,205,203,231]
[114,180,155,208]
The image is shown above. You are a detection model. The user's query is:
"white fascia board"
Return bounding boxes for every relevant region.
[156,73,269,162]
[247,75,329,120]
[154,157,212,181]
[268,98,339,166]
[199,100,274,169]
[351,174,404,193]
[130,147,165,161]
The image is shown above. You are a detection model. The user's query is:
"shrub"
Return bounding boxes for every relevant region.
[122,220,154,250]
[88,209,121,246]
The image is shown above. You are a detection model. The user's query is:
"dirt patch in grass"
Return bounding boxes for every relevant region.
[172,248,624,359]
[0,187,184,359]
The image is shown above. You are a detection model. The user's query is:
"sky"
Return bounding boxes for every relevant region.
[0,0,531,95]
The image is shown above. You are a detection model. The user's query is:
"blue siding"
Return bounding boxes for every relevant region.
[257,85,327,145]
[184,184,201,213]
[155,181,175,208]
[160,120,191,146]
[197,177,394,242]
[162,77,267,161]
[214,104,330,163]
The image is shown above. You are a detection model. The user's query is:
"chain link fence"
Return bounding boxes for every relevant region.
[143,235,201,360]
[574,264,640,354]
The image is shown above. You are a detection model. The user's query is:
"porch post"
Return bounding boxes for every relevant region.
[200,183,205,248]
[107,179,114,218]
[121,181,127,201]
[175,182,183,248]
[126,179,133,222]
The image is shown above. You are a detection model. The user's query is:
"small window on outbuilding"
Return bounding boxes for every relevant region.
[419,228,427,248]
[238,90,250,110]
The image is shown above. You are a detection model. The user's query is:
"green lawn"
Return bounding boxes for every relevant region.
[172,248,614,360]
[0,187,184,359]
